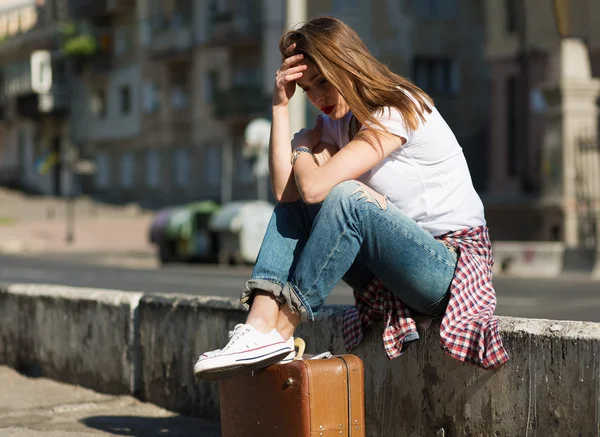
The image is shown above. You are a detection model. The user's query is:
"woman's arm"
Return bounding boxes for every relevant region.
[270,109,338,202]
[293,130,406,204]
[269,106,299,203]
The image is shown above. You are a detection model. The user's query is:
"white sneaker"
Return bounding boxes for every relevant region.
[194,324,293,380]
[277,337,296,364]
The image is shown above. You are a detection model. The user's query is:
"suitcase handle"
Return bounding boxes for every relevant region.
[293,337,306,360]
[293,338,333,360]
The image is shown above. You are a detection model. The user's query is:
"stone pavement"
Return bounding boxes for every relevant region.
[0,366,221,437]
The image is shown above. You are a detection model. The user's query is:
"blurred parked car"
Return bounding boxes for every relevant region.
[149,200,221,264]
[208,200,275,265]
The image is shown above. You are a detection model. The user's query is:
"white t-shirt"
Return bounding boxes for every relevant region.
[319,104,485,237]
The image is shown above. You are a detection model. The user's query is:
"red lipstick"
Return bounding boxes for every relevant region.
[321,105,335,114]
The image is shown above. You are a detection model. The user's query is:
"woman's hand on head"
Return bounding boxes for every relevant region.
[291,115,323,151]
[273,44,307,108]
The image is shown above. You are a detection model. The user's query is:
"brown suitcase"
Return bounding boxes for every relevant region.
[219,354,365,437]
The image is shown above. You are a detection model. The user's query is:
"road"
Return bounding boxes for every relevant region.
[1,253,599,323]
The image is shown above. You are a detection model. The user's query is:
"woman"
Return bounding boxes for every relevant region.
[194,17,508,380]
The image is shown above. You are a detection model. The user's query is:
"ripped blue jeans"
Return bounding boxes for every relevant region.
[241,180,458,322]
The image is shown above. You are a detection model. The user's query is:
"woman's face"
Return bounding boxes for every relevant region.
[295,60,349,120]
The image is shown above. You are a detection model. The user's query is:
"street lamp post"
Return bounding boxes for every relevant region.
[286,0,307,139]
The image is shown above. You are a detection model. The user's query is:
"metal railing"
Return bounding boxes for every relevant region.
[575,136,600,248]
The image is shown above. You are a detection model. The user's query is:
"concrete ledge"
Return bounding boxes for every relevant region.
[138,293,246,419]
[2,284,600,436]
[0,284,142,395]
[138,293,600,437]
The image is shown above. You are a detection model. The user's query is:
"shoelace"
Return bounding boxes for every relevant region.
[223,324,249,351]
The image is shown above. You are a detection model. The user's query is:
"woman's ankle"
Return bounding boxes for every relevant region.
[246,292,280,333]
[246,317,275,334]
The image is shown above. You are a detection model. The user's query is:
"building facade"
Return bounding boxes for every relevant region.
[1,0,494,218]
[306,0,490,191]
[0,0,71,195]
[484,0,600,240]
[69,0,272,208]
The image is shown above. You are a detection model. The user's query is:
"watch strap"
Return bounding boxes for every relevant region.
[291,147,316,166]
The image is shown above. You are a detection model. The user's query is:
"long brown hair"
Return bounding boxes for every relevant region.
[279,17,434,133]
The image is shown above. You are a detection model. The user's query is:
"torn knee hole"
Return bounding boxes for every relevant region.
[351,182,388,210]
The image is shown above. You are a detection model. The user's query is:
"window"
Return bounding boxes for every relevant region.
[235,146,254,184]
[413,57,460,95]
[140,19,151,46]
[95,153,110,189]
[331,0,360,22]
[506,77,518,177]
[169,65,190,108]
[142,81,160,113]
[204,71,219,103]
[413,0,457,19]
[173,148,190,187]
[142,81,153,113]
[120,152,135,188]
[170,86,189,109]
[119,85,131,114]
[145,150,160,188]
[90,89,107,117]
[210,0,231,19]
[505,0,518,34]
[233,66,261,88]
[115,26,129,55]
[205,145,221,187]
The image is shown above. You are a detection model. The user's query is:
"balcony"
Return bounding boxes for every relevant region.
[68,0,108,19]
[207,2,262,46]
[67,0,135,20]
[149,24,193,60]
[0,25,59,59]
[213,87,270,121]
[15,84,69,119]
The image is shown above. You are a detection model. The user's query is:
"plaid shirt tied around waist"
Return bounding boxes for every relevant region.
[342,226,510,370]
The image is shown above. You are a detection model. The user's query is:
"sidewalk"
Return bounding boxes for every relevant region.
[0,366,221,437]
[0,189,158,268]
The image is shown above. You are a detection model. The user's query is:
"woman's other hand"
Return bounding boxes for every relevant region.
[291,115,323,151]
[273,44,307,108]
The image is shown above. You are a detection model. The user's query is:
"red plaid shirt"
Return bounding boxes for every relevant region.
[342,226,509,370]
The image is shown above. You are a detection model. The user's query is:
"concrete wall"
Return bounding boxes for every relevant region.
[2,284,600,436]
[0,284,142,395]
[138,293,246,419]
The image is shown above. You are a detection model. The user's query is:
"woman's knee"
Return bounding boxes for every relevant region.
[323,180,361,209]
[323,180,387,210]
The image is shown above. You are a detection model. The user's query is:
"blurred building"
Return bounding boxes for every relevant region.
[70,0,271,208]
[0,0,490,210]
[0,0,71,195]
[483,0,600,240]
[4,0,597,245]
[308,0,490,193]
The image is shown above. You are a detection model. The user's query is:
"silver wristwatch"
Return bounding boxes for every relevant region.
[291,147,317,166]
